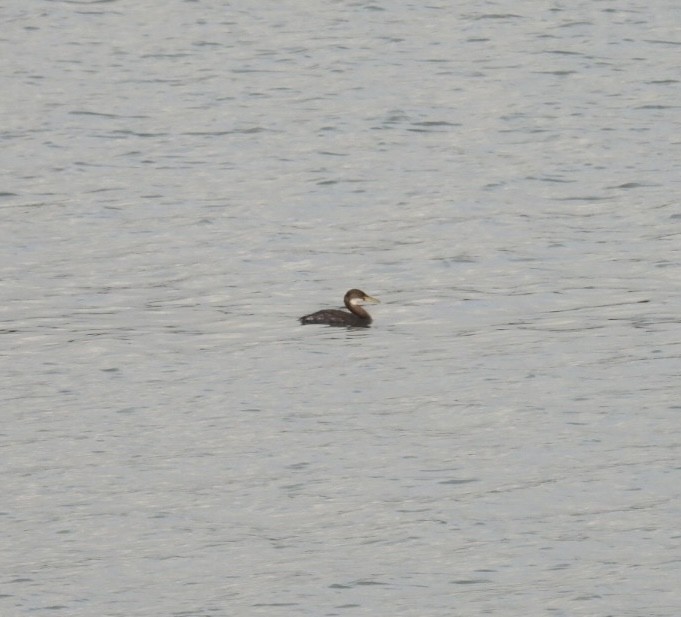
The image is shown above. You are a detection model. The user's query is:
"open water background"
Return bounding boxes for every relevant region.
[2,1,680,616]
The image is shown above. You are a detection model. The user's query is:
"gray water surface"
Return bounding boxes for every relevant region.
[2,2,680,616]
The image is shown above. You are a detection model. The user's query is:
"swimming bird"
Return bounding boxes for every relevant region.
[299,289,380,327]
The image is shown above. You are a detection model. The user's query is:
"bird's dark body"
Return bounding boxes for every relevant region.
[299,309,371,327]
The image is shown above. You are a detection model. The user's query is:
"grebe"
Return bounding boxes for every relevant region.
[299,289,380,327]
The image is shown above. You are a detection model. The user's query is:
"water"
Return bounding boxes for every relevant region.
[2,1,680,615]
